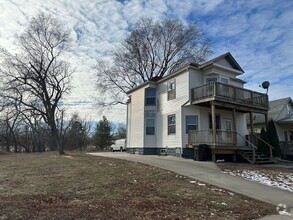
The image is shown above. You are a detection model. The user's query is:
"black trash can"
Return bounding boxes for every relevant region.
[182,147,194,159]
[198,144,209,161]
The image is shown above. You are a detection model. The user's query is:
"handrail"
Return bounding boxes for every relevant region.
[252,133,274,149]
[251,133,273,161]
[236,132,257,149]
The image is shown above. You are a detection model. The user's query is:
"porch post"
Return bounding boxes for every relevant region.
[265,113,273,160]
[211,102,216,146]
[249,111,255,164]
[264,113,268,129]
[232,108,237,146]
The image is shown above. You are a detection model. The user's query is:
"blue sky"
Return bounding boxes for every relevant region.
[0,0,292,123]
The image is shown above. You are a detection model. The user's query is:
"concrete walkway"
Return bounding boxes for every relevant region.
[88,152,293,219]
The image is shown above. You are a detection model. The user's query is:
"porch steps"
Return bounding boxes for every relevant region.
[239,150,274,164]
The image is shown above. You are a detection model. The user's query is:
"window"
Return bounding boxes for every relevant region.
[167,80,176,100]
[186,115,198,134]
[168,114,176,134]
[209,114,221,130]
[206,77,217,84]
[146,118,155,135]
[221,78,228,84]
[145,88,156,106]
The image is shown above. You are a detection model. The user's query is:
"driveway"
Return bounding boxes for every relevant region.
[88,152,293,209]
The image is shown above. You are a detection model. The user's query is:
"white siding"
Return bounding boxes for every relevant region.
[189,69,203,90]
[215,58,234,69]
[181,105,201,146]
[128,86,147,148]
[156,71,190,148]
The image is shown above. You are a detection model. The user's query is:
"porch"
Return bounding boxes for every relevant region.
[188,130,252,161]
[189,82,271,163]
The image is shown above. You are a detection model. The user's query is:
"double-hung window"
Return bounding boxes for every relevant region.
[186,115,198,134]
[145,110,156,135]
[145,88,156,106]
[168,114,176,134]
[146,118,155,135]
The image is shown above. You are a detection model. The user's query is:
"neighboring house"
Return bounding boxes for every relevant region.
[126,53,269,163]
[248,97,293,159]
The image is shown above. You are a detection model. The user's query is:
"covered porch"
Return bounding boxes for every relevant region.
[189,82,270,163]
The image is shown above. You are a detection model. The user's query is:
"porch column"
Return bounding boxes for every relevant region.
[249,111,255,164]
[264,113,268,129]
[211,102,216,146]
[264,113,273,160]
[232,108,237,146]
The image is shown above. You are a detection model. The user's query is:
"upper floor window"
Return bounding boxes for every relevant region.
[206,77,217,84]
[168,114,176,134]
[145,88,156,106]
[186,115,198,134]
[167,80,176,100]
[221,78,228,84]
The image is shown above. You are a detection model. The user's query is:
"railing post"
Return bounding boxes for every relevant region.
[249,111,255,164]
[211,102,216,146]
[213,81,217,97]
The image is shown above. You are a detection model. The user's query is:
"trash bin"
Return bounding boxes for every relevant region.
[198,144,209,161]
[182,147,194,159]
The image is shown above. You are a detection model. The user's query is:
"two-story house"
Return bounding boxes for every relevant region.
[126,53,269,163]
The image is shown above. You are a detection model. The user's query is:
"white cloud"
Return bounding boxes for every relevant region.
[0,0,292,122]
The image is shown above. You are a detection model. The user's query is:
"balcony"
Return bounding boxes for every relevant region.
[191,82,269,112]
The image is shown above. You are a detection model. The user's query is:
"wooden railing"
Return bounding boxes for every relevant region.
[191,82,269,109]
[188,130,235,146]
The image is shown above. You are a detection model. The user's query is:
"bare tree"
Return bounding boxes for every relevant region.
[0,12,73,154]
[94,17,212,106]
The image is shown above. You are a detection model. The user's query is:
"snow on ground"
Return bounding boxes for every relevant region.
[222,169,293,192]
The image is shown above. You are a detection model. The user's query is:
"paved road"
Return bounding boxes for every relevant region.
[88,152,293,219]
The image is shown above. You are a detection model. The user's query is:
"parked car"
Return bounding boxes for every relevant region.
[111,139,126,152]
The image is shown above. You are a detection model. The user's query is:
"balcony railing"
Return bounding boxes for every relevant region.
[188,130,236,146]
[191,82,269,109]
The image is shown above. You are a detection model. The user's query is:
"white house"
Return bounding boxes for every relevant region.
[126,53,269,163]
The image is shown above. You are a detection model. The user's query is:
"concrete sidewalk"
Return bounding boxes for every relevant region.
[88,152,293,219]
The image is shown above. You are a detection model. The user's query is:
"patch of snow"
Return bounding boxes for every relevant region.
[221,202,227,206]
[189,180,196,184]
[222,169,293,192]
[197,183,205,186]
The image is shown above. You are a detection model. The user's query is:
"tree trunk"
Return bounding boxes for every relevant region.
[51,124,64,155]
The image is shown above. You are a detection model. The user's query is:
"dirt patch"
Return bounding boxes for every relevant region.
[0,152,276,219]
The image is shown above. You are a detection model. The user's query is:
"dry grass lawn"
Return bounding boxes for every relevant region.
[0,152,277,219]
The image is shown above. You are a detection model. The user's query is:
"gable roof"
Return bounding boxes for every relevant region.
[199,52,244,72]
[126,52,244,94]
